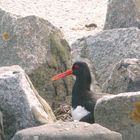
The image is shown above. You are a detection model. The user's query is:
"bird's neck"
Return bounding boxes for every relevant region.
[72,78,91,108]
[72,77,91,95]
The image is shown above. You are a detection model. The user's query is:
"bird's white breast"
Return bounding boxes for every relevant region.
[71,106,90,121]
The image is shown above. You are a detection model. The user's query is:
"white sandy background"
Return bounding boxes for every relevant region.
[0,0,108,44]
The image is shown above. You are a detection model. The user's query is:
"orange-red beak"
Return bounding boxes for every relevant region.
[51,69,73,81]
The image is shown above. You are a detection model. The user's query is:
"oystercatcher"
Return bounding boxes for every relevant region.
[52,61,98,123]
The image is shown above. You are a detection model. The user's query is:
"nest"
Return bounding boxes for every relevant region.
[54,104,72,122]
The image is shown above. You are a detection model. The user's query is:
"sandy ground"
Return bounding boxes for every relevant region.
[0,0,108,45]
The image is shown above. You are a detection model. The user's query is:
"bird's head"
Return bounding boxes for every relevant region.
[52,61,91,84]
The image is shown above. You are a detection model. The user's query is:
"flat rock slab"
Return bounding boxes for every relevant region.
[12,122,122,140]
[95,91,140,140]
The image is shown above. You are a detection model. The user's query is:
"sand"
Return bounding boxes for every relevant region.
[0,0,108,44]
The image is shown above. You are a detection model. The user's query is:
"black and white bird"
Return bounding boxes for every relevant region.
[52,61,98,123]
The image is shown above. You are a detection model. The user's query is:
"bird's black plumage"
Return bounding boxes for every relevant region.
[71,61,97,123]
[52,61,103,123]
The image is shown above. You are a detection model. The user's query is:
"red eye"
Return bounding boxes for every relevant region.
[73,64,79,70]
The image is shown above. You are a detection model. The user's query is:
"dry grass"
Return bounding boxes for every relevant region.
[54,104,72,122]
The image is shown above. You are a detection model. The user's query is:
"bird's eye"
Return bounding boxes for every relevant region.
[73,64,80,70]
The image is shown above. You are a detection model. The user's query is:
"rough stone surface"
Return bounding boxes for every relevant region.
[12,122,122,140]
[0,8,73,109]
[0,111,5,140]
[72,27,140,87]
[103,58,140,94]
[71,41,102,93]
[0,65,55,140]
[104,0,140,29]
[82,59,102,93]
[95,92,140,140]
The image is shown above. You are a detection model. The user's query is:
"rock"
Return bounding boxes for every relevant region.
[73,27,140,87]
[0,65,56,140]
[71,41,102,93]
[103,58,140,94]
[104,0,140,29]
[95,92,140,140]
[82,59,102,93]
[131,101,140,123]
[12,122,122,140]
[0,111,5,140]
[0,8,73,109]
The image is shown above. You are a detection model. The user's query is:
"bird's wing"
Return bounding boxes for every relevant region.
[83,99,96,112]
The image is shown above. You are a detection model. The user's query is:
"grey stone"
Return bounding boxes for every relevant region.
[0,8,73,109]
[12,122,122,140]
[82,59,102,93]
[0,111,5,140]
[95,92,140,140]
[73,27,140,87]
[104,0,140,29]
[71,40,102,93]
[103,58,140,94]
[0,65,55,140]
